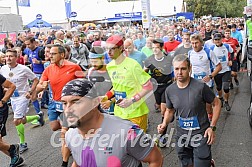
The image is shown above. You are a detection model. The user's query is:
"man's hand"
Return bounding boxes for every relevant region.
[204,128,216,145]
[0,101,3,108]
[117,98,133,108]
[228,60,232,66]
[157,123,167,134]
[101,100,111,109]
[32,58,40,64]
[202,75,211,83]
[25,92,32,99]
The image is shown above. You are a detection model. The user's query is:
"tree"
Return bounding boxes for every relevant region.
[185,0,246,18]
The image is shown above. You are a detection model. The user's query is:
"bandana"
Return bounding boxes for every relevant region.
[61,79,97,98]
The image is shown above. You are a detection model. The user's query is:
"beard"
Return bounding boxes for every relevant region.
[68,120,80,128]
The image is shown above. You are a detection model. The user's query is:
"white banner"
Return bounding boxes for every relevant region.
[248,0,252,6]
[141,0,151,29]
[244,6,252,15]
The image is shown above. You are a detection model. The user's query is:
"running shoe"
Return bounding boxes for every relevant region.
[224,101,231,111]
[229,82,234,89]
[158,136,167,148]
[219,97,224,108]
[38,111,45,126]
[234,79,239,86]
[10,156,24,167]
[19,143,28,154]
[9,144,22,167]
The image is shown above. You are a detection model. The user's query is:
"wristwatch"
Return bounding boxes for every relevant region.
[131,97,137,103]
[1,99,6,104]
[209,75,213,79]
[210,126,216,131]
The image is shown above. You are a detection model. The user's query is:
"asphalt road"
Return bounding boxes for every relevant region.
[1,71,252,167]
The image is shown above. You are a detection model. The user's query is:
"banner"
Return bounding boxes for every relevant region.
[141,0,151,29]
[9,33,17,44]
[0,33,7,46]
[18,0,30,7]
[65,0,72,19]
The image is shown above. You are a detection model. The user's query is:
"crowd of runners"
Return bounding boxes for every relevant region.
[0,16,248,167]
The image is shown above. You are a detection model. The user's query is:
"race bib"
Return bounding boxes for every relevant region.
[102,103,115,115]
[178,116,200,130]
[114,91,127,101]
[55,101,63,112]
[193,72,206,80]
[12,89,20,97]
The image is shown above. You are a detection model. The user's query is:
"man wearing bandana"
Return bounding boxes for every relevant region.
[61,79,163,167]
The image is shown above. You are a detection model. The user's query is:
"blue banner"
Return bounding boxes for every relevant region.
[65,0,72,19]
[18,0,30,7]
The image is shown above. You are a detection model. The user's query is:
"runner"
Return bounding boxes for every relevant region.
[106,35,153,132]
[0,74,24,167]
[144,38,174,146]
[36,44,83,167]
[189,34,222,120]
[0,49,44,154]
[124,38,147,68]
[87,46,114,114]
[211,33,234,111]
[61,79,163,167]
[222,28,240,89]
[173,32,192,57]
[158,54,221,167]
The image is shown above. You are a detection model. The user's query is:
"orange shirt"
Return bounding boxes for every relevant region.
[41,60,82,101]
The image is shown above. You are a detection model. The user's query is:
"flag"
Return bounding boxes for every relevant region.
[65,0,72,19]
[18,0,30,7]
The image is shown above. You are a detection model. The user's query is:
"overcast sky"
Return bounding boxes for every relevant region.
[0,0,183,25]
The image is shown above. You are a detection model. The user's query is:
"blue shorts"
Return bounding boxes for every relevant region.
[47,100,62,122]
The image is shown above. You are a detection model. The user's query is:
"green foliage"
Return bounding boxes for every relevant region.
[185,0,246,18]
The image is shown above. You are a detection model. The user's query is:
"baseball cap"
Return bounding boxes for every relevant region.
[213,33,222,40]
[153,38,164,45]
[211,30,219,35]
[106,35,124,47]
[61,79,97,99]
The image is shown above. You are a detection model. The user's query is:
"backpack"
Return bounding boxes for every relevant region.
[38,47,45,60]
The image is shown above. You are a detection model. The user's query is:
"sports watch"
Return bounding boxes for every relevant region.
[210,126,216,131]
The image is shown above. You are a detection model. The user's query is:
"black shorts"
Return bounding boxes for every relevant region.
[175,136,212,167]
[214,71,231,90]
[0,104,8,137]
[154,82,172,104]
[231,60,238,72]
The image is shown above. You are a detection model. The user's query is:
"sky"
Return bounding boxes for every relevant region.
[0,0,183,25]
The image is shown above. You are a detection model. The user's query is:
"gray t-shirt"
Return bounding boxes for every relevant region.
[165,78,215,136]
[144,55,173,84]
[173,45,192,57]
[65,114,154,167]
[87,68,112,96]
